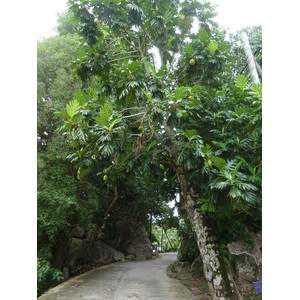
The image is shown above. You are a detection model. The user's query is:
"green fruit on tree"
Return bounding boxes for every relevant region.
[123,23,129,29]
[138,125,143,131]
[188,95,194,101]
[103,175,108,181]
[189,58,196,66]
[207,159,212,167]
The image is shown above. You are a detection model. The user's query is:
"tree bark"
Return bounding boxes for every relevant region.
[161,228,164,251]
[241,32,260,84]
[164,229,173,249]
[177,172,237,300]
[51,235,70,270]
[149,211,153,243]
[255,60,262,78]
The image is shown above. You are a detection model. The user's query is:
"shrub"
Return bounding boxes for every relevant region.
[37,258,64,297]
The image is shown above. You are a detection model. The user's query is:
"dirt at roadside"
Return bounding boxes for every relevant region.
[167,262,262,300]
[167,262,212,300]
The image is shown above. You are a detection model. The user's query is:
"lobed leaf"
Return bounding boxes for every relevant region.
[66,99,81,119]
[234,74,248,90]
[208,41,218,55]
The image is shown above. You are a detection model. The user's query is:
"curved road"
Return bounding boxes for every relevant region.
[38,252,198,300]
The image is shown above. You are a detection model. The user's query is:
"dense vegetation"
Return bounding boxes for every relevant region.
[37,1,261,298]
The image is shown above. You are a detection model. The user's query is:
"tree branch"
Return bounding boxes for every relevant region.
[122,112,146,119]
[162,117,176,144]
[106,55,139,63]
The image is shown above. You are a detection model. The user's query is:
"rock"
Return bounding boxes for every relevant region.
[123,223,152,260]
[66,238,85,271]
[191,255,203,273]
[125,254,135,261]
[72,227,86,239]
[105,221,152,261]
[176,261,190,268]
[63,267,69,280]
[84,240,125,265]
[228,232,262,295]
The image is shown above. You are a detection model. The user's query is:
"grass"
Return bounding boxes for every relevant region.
[198,281,210,293]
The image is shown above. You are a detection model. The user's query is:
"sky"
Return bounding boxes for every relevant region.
[37,0,263,39]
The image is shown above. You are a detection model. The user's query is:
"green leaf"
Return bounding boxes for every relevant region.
[184,129,198,141]
[197,198,216,213]
[146,141,157,152]
[94,104,113,127]
[126,88,135,105]
[157,65,167,77]
[88,86,97,101]
[127,61,141,72]
[218,41,230,52]
[142,88,152,101]
[59,110,70,119]
[176,108,187,119]
[174,86,189,101]
[202,144,212,157]
[198,28,209,43]
[234,74,248,90]
[191,85,202,93]
[168,36,175,46]
[210,156,226,171]
[66,99,81,119]
[208,41,218,55]
[102,29,109,37]
[250,83,262,100]
[74,90,87,106]
[146,61,157,78]
[77,166,90,180]
[184,44,194,56]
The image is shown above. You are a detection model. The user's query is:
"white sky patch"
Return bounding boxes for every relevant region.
[37,0,263,39]
[168,194,179,217]
[210,0,263,33]
[37,0,68,39]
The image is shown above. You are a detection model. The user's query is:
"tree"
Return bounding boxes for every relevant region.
[37,31,101,295]
[56,11,81,36]
[59,1,262,298]
[37,33,80,149]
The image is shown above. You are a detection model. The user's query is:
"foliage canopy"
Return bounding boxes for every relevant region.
[37,0,262,297]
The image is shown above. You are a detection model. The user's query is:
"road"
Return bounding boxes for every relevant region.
[38,252,198,300]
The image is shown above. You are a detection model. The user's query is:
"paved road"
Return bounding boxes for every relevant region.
[38,252,198,300]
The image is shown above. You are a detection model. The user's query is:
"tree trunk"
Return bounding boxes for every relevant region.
[51,235,70,270]
[164,229,173,249]
[241,32,260,84]
[161,228,164,251]
[255,60,262,78]
[177,173,237,300]
[149,211,153,243]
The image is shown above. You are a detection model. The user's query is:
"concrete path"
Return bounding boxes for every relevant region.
[38,252,198,300]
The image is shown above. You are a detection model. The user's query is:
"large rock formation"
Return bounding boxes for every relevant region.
[227,232,262,295]
[105,221,152,261]
[83,240,125,264]
[61,222,152,278]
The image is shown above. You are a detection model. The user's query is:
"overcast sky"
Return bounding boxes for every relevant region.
[37,0,263,39]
